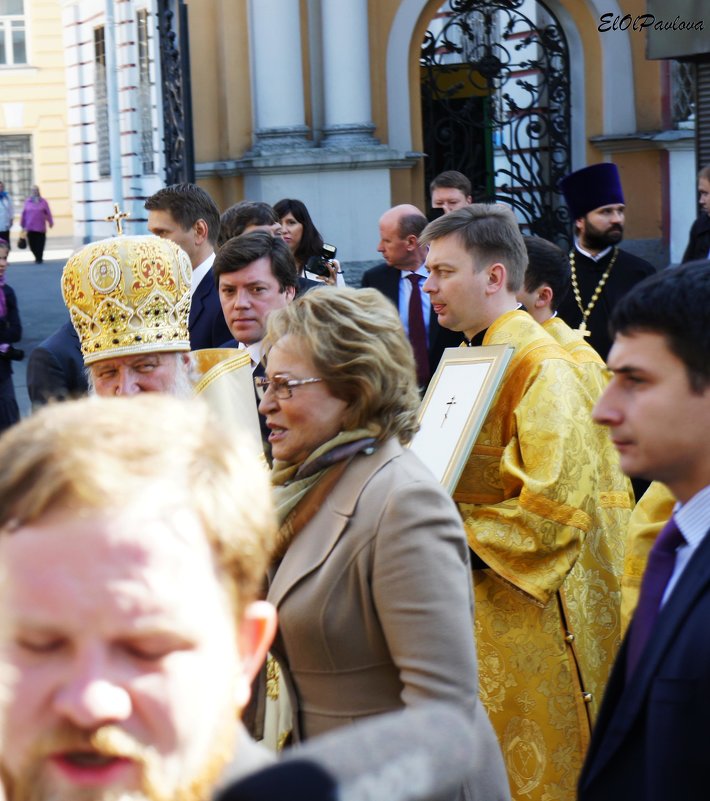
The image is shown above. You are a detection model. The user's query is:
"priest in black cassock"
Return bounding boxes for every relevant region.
[557,163,656,361]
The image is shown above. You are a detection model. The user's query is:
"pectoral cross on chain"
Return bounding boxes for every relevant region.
[105,203,130,235]
[578,320,591,338]
[441,395,457,427]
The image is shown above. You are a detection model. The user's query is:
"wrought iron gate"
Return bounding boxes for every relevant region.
[421,0,572,248]
[156,0,195,185]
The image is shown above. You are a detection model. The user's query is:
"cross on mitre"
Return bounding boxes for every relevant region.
[105,203,130,235]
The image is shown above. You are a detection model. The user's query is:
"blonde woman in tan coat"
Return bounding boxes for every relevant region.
[254,287,509,801]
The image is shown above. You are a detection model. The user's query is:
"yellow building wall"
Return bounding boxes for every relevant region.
[190,0,666,241]
[0,0,72,239]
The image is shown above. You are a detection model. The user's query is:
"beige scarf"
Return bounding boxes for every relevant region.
[271,426,380,557]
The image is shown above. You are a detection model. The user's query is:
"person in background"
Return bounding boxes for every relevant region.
[0,238,22,433]
[214,231,298,460]
[26,319,88,408]
[556,163,656,361]
[681,165,710,263]
[516,236,571,325]
[0,181,13,246]
[256,286,510,801]
[20,185,53,264]
[218,201,283,248]
[145,183,231,349]
[362,204,461,391]
[273,198,344,286]
[0,394,278,801]
[429,170,473,214]
[218,202,317,297]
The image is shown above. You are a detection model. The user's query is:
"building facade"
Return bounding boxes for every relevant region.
[0,0,73,242]
[58,0,704,263]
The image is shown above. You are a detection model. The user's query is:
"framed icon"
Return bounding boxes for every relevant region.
[410,345,514,493]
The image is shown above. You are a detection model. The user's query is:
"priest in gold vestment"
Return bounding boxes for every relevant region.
[61,235,261,447]
[421,207,631,801]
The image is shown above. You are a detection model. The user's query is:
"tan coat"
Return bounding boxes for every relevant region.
[267,437,509,799]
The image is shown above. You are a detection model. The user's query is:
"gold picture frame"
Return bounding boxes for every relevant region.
[410,345,514,494]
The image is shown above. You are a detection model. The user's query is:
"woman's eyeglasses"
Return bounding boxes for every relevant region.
[254,375,323,400]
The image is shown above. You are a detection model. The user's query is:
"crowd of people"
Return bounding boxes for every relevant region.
[0,164,708,801]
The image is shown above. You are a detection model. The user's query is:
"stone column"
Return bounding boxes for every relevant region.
[320,0,377,147]
[248,0,310,151]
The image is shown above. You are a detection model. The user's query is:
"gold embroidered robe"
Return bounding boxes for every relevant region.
[621,481,675,633]
[542,316,606,398]
[454,311,630,801]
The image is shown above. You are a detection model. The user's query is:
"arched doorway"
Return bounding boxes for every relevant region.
[420,0,572,248]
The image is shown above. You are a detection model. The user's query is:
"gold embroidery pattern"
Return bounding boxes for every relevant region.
[459,312,628,801]
[265,654,281,701]
[62,236,192,364]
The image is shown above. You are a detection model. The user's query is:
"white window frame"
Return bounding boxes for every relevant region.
[0,0,26,67]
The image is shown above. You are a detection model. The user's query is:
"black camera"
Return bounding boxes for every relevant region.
[305,243,337,279]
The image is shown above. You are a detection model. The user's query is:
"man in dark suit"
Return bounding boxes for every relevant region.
[681,165,710,263]
[580,261,710,801]
[361,204,460,389]
[145,183,231,350]
[26,319,88,407]
[214,231,298,460]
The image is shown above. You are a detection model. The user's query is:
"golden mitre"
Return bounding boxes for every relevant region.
[62,235,192,365]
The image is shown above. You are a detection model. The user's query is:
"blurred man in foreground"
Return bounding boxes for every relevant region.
[0,394,277,801]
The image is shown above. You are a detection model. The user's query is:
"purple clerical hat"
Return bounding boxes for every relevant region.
[559,163,625,219]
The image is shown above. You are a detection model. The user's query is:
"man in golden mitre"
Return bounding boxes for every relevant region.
[61,235,260,440]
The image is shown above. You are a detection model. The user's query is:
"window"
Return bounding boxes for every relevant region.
[137,9,155,174]
[0,0,26,66]
[94,26,110,177]
[0,134,32,208]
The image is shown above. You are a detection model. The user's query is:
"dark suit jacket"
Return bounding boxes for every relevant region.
[682,214,710,264]
[361,262,461,378]
[579,524,710,801]
[189,266,231,350]
[27,320,88,406]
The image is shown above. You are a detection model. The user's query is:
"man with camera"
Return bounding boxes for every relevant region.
[361,204,461,390]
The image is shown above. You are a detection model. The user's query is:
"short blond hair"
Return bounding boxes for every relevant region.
[0,395,276,614]
[420,203,527,291]
[265,287,421,444]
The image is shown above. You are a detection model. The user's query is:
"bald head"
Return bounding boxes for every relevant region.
[377,205,427,271]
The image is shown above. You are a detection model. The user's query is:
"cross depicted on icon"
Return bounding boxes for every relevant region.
[441,395,457,427]
[105,203,130,235]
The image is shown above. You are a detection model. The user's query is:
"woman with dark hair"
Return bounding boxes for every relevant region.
[273,198,345,286]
